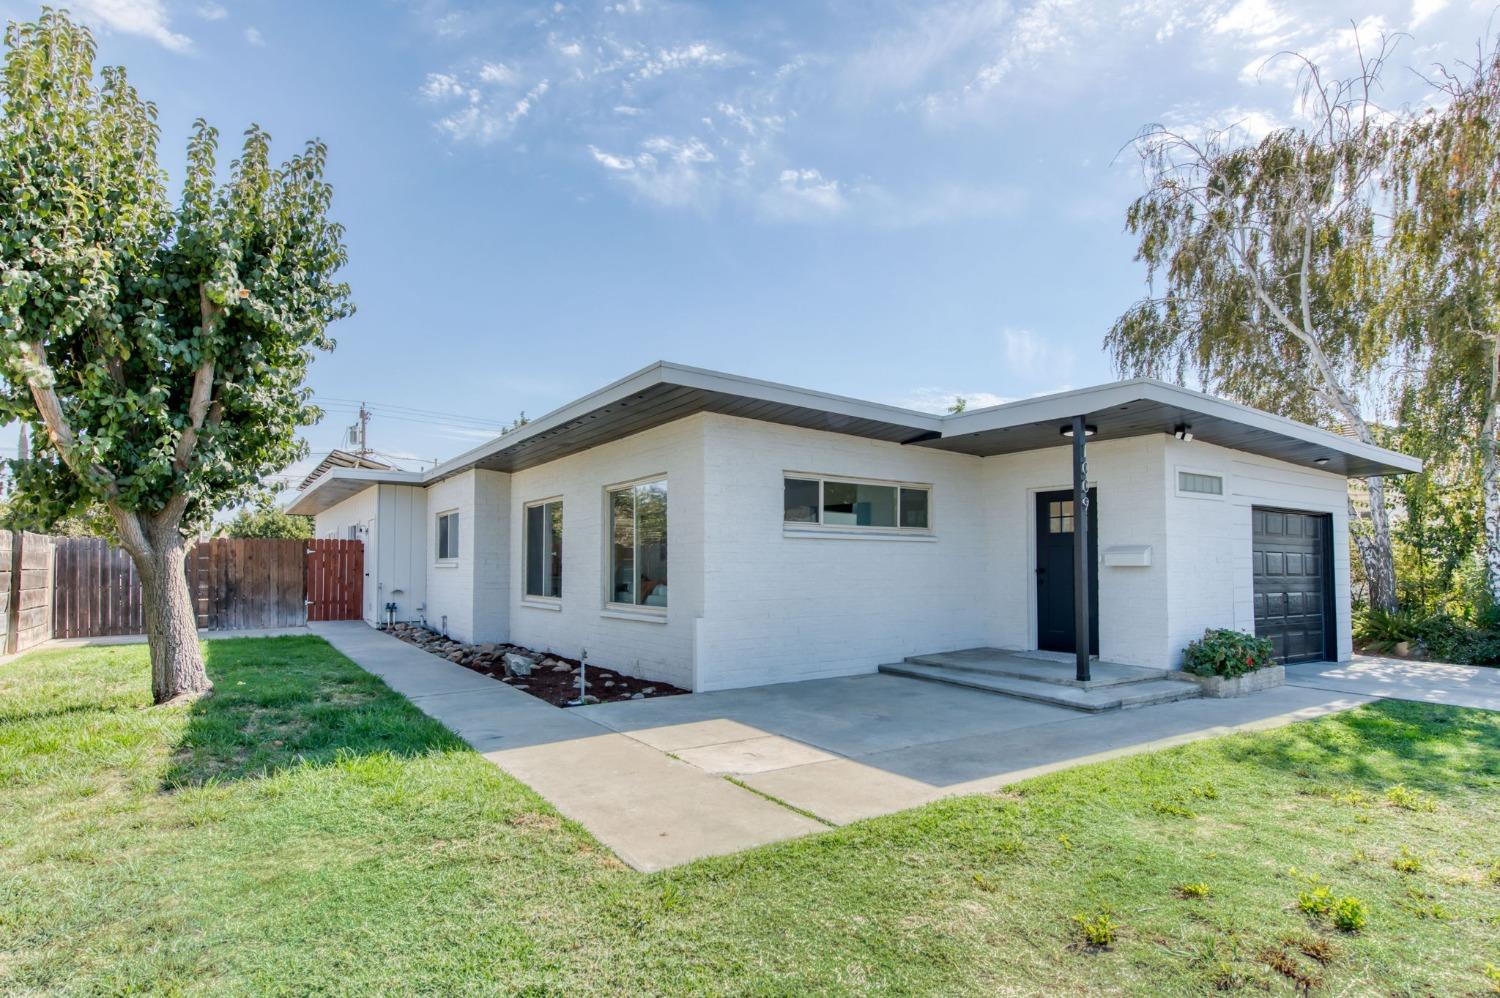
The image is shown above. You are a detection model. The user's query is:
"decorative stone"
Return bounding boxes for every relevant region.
[630,692,645,700]
[502,652,535,677]
[641,687,656,694]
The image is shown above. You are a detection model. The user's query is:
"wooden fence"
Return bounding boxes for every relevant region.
[1,533,364,646]
[2,531,56,654]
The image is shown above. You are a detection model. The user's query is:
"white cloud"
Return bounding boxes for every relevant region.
[1409,0,1448,28]
[479,62,518,85]
[558,41,583,57]
[760,168,848,220]
[634,42,735,80]
[196,2,227,20]
[72,0,192,52]
[244,26,264,46]
[589,146,636,170]
[420,72,469,101]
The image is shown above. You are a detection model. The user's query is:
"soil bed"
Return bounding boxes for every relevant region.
[381,622,688,707]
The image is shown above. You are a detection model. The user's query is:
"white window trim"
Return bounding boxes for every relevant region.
[1174,466,1226,501]
[522,496,564,603]
[603,474,669,616]
[434,508,461,564]
[782,472,934,536]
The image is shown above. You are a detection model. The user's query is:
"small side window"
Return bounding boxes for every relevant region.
[1178,470,1224,497]
[436,510,460,560]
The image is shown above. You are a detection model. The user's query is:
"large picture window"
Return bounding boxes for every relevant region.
[783,475,931,531]
[524,499,563,599]
[609,479,668,609]
[435,510,459,561]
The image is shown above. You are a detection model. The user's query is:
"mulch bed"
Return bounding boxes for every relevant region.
[381,622,689,708]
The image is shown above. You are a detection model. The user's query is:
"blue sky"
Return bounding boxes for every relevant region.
[0,0,1490,483]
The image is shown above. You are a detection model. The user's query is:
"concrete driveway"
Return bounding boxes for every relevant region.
[579,673,1369,825]
[1285,654,1500,711]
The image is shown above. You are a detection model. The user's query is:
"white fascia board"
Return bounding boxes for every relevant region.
[285,466,424,515]
[942,378,1423,474]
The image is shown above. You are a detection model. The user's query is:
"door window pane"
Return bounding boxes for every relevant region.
[610,480,667,608]
[1048,500,1074,534]
[899,488,929,529]
[783,478,819,523]
[823,481,897,527]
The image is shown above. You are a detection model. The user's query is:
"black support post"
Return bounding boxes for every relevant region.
[1071,415,1091,683]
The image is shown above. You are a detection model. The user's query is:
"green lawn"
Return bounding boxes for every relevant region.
[2,637,1498,995]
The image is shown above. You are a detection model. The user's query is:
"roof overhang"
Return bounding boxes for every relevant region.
[286,466,424,516]
[285,364,1419,513]
[927,379,1421,478]
[424,361,943,481]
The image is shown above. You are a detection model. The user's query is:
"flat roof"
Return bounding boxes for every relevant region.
[287,361,1420,515]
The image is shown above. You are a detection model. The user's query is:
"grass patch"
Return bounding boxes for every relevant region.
[3,637,1499,994]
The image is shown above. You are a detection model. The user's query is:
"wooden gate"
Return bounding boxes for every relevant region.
[187,538,307,631]
[305,539,364,621]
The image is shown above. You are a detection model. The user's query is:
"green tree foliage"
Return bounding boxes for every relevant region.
[0,11,351,701]
[1106,44,1401,610]
[1388,40,1500,606]
[221,504,313,540]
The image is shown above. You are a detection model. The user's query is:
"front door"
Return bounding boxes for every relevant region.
[1035,489,1099,654]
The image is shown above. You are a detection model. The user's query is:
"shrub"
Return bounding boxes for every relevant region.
[1297,885,1334,917]
[1071,909,1117,947]
[1332,896,1368,932]
[1175,882,1212,899]
[1181,628,1277,678]
[1385,784,1437,813]
[1391,847,1422,873]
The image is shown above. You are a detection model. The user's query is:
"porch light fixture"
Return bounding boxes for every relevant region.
[1173,423,1194,441]
[1059,423,1096,438]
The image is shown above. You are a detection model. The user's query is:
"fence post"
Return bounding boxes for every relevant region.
[5,530,21,655]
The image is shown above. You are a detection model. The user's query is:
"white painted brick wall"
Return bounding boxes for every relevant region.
[1162,438,1353,664]
[350,413,1355,689]
[981,435,1172,667]
[505,415,706,690]
[694,414,991,690]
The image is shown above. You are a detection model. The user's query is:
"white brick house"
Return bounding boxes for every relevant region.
[289,362,1419,692]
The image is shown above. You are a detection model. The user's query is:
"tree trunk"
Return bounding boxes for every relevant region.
[1355,476,1399,613]
[1482,403,1500,609]
[117,510,210,705]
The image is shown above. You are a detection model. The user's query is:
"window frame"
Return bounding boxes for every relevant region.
[434,509,460,563]
[1175,466,1226,501]
[603,474,669,615]
[782,472,934,535]
[523,497,564,602]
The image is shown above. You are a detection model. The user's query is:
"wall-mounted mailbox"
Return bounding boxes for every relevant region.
[1102,545,1152,568]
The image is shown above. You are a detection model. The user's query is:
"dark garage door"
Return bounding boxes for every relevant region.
[1253,508,1333,664]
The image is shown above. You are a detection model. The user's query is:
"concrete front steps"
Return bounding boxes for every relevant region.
[878,648,1202,713]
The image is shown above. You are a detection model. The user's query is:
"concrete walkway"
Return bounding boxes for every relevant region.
[1286,654,1500,711]
[308,622,822,872]
[307,622,1413,869]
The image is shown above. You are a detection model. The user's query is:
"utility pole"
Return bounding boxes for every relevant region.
[356,402,371,458]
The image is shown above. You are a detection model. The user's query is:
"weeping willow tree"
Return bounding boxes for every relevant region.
[1106,43,1399,610]
[1388,39,1500,611]
[0,11,352,702]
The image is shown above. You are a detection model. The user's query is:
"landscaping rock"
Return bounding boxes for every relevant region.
[502,652,535,678]
[630,692,645,700]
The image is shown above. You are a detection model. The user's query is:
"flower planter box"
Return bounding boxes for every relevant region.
[1178,665,1284,698]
